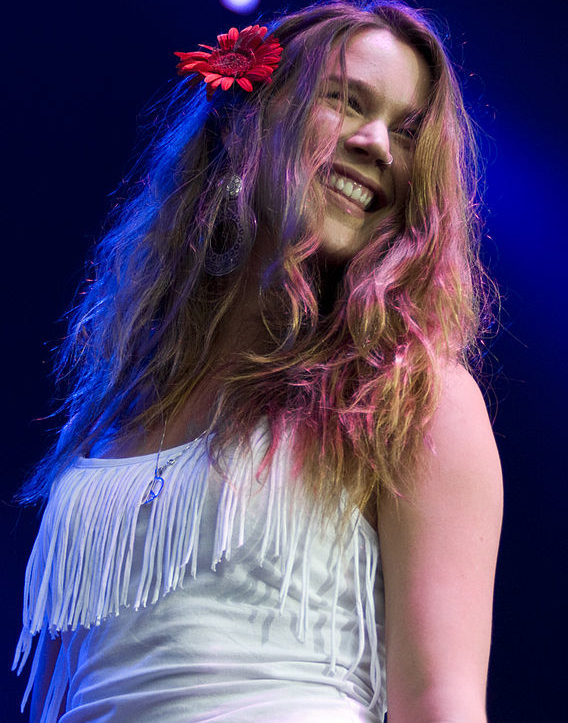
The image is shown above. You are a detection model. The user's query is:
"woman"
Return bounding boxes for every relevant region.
[14,1,503,721]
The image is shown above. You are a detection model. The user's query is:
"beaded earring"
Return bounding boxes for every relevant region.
[204,175,256,276]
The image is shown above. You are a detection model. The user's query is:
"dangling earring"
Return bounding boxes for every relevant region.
[204,175,256,276]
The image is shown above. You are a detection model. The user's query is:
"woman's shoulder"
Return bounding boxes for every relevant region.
[380,359,502,509]
[397,358,504,520]
[430,361,496,453]
[438,360,486,400]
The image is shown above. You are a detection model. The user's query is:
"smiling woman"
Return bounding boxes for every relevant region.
[14,3,501,723]
[314,28,431,260]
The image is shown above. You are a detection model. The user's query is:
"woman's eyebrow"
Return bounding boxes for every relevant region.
[326,74,426,123]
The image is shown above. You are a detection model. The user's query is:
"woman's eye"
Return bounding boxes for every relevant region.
[326,91,362,114]
[394,126,418,141]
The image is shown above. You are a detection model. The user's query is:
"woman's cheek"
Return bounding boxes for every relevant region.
[312,105,344,150]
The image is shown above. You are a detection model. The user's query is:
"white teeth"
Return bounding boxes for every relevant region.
[327,172,375,209]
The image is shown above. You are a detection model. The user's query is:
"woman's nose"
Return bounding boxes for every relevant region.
[343,120,393,166]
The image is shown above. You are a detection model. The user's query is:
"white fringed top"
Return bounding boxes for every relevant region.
[14,421,387,722]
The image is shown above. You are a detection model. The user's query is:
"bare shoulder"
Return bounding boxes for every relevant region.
[422,362,502,491]
[388,361,503,516]
[377,362,504,722]
[433,361,496,439]
[435,360,489,414]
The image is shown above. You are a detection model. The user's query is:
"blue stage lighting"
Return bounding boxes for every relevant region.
[220,0,261,15]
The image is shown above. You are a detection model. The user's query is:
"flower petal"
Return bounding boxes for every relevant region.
[176,63,199,73]
[210,77,224,89]
[236,77,253,92]
[255,48,282,64]
[238,25,268,51]
[257,42,282,56]
[252,64,276,74]
[204,73,222,83]
[245,67,274,81]
[219,28,238,50]
[179,61,211,73]
[246,38,263,52]
[220,76,234,90]
[177,50,211,61]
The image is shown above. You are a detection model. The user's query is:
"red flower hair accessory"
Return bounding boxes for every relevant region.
[175,25,282,99]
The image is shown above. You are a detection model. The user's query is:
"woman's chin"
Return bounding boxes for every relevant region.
[317,219,368,263]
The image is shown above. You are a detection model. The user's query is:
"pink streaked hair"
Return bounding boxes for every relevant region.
[19,1,497,532]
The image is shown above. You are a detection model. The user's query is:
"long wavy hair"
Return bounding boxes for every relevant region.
[20,0,497,530]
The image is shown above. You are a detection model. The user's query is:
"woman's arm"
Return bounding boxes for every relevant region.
[377,363,503,723]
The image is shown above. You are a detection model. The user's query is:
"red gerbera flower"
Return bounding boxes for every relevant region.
[175,25,283,98]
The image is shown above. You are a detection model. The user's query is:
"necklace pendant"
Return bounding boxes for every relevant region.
[143,475,165,505]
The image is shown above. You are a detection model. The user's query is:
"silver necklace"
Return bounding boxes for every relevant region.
[142,446,192,505]
[142,422,192,505]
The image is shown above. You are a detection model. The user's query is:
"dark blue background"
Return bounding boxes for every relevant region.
[2,1,567,720]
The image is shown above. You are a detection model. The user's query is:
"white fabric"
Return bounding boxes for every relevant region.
[14,421,387,722]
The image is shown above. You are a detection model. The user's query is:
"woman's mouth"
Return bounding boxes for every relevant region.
[326,171,375,211]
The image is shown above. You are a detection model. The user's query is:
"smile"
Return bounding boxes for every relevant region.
[326,172,375,211]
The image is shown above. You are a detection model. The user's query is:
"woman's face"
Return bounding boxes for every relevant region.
[313,28,431,262]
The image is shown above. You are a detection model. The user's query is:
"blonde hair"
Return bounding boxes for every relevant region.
[21,1,497,532]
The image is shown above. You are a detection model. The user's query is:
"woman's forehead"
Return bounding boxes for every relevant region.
[323,28,431,114]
